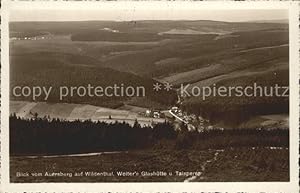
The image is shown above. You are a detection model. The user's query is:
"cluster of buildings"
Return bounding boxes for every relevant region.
[170,106,212,131]
[171,106,205,123]
[144,106,211,127]
[145,109,161,118]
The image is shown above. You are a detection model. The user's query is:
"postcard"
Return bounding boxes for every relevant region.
[1,1,299,192]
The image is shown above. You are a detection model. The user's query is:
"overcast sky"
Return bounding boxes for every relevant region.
[10,9,288,22]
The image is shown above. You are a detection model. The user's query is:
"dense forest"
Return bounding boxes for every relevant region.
[182,68,289,126]
[10,61,177,108]
[10,114,289,156]
[182,97,289,126]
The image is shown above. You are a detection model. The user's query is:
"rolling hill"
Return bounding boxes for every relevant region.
[9,20,289,125]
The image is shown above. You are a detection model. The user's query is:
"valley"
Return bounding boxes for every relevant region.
[9,20,289,127]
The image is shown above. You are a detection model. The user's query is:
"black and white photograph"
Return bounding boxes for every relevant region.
[1,1,299,192]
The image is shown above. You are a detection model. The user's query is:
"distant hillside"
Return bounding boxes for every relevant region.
[10,51,177,108]
[10,20,289,124]
[10,20,288,37]
[248,19,288,24]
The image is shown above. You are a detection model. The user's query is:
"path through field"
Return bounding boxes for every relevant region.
[184,150,223,182]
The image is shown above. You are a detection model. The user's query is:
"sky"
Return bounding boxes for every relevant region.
[10,9,288,22]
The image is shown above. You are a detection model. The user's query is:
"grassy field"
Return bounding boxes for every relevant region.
[238,114,288,129]
[161,46,288,88]
[10,101,165,126]
[10,147,289,182]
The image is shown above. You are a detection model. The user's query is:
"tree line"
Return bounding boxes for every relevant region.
[10,114,289,156]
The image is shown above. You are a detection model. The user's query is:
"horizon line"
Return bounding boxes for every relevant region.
[9,18,288,23]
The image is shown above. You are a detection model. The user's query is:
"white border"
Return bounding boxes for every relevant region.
[1,1,299,192]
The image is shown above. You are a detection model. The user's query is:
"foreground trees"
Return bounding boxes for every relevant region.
[10,114,288,155]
